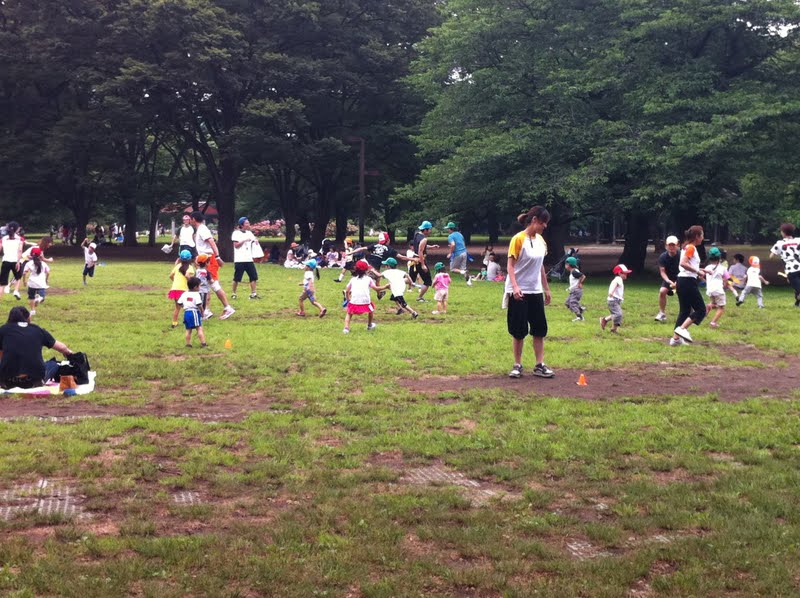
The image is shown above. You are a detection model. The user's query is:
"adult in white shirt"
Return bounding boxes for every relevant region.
[0,221,24,300]
[231,217,260,299]
[173,214,197,257]
[190,211,235,320]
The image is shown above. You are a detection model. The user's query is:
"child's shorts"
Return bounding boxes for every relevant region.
[301,289,316,303]
[183,309,202,329]
[27,288,46,301]
[347,302,374,315]
[168,290,183,301]
[434,289,449,302]
[708,292,726,307]
[390,294,408,308]
[83,265,95,277]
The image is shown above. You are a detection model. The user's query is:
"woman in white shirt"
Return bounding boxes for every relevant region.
[672,225,706,345]
[0,221,23,300]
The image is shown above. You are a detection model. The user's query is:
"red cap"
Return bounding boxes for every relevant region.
[613,264,633,275]
[377,232,389,245]
[355,259,370,272]
[31,247,42,256]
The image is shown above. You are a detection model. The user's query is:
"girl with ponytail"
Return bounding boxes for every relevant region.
[22,247,50,316]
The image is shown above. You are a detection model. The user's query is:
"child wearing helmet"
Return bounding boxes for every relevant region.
[169,250,196,328]
[564,256,586,321]
[297,259,327,317]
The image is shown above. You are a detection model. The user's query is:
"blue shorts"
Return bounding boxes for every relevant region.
[27,288,46,301]
[183,309,202,330]
[301,289,316,303]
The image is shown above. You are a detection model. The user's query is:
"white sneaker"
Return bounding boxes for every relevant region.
[673,327,693,343]
[509,364,523,378]
[572,316,584,322]
[669,337,685,346]
[29,310,36,316]
[367,323,377,331]
[432,310,440,314]
[13,290,20,300]
[654,312,667,322]
[34,295,43,304]
[466,278,473,286]
[204,310,214,319]
[3,285,8,293]
[220,306,235,320]
[343,328,350,334]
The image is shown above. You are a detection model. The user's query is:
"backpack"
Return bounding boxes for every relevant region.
[56,352,91,385]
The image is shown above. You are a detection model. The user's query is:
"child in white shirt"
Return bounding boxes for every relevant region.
[343,260,378,333]
[564,256,586,321]
[22,248,49,316]
[297,259,327,317]
[178,277,207,348]
[600,264,632,333]
[81,239,98,286]
[736,256,770,308]
[377,257,418,318]
[704,247,733,328]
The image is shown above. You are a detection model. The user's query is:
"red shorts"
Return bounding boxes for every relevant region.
[168,290,183,301]
[347,302,374,315]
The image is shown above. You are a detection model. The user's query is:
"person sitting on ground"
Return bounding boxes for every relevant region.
[0,306,75,389]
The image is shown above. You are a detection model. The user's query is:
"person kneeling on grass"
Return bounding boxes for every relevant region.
[0,306,75,389]
[178,277,207,348]
[297,259,327,317]
[600,264,631,333]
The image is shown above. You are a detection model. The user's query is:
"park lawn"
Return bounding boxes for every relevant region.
[0,258,799,597]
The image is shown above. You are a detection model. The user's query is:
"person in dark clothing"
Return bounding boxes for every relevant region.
[0,307,75,389]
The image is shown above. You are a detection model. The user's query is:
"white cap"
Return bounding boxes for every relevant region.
[665,235,679,245]
[89,242,97,249]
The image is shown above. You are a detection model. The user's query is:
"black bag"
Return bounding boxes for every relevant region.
[56,352,91,385]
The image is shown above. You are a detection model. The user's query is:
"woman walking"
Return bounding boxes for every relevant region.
[671,225,707,345]
[0,222,24,300]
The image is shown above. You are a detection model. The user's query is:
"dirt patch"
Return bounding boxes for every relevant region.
[402,345,800,402]
[444,419,478,435]
[119,285,162,292]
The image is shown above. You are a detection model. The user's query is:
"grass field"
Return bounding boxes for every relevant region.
[1,258,799,597]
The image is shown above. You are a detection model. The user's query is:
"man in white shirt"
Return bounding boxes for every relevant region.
[231,217,260,299]
[173,214,197,257]
[190,211,235,320]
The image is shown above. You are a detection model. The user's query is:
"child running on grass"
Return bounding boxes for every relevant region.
[178,277,207,348]
[22,247,49,317]
[600,264,632,333]
[81,239,98,286]
[432,262,451,314]
[343,260,378,334]
[195,254,211,318]
[736,256,770,308]
[378,257,418,319]
[564,256,586,321]
[704,247,734,328]
[169,250,195,328]
[297,259,327,317]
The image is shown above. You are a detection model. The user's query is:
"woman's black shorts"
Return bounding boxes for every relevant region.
[0,261,21,285]
[507,292,548,339]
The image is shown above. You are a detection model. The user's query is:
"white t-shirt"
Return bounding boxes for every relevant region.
[705,264,727,295]
[383,269,408,296]
[23,261,49,289]
[746,266,762,288]
[504,231,547,295]
[178,225,195,247]
[346,275,375,305]
[84,248,98,267]
[608,276,624,301]
[677,244,700,279]
[231,229,255,263]
[487,261,501,280]
[1,236,22,263]
[771,237,800,274]
[196,267,210,294]
[194,224,215,256]
[177,291,203,312]
[303,270,314,290]
[568,268,583,290]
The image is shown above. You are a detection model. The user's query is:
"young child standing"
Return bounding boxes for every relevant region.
[736,256,770,308]
[343,260,378,333]
[704,247,733,328]
[22,247,49,316]
[378,257,418,318]
[195,254,212,317]
[178,277,207,348]
[81,239,98,286]
[600,264,632,333]
[169,250,196,328]
[297,259,327,317]
[432,262,451,315]
[564,256,586,321]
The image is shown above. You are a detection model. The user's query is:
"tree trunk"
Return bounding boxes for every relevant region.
[487,209,499,243]
[619,211,651,271]
[335,203,349,243]
[213,158,239,262]
[73,205,90,246]
[148,203,160,246]
[543,202,570,267]
[122,195,139,247]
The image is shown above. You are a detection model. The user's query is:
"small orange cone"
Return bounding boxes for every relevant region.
[224,338,233,350]
[577,374,587,386]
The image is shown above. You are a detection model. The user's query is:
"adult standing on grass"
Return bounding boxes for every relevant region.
[173,213,197,257]
[671,225,706,346]
[0,221,24,300]
[446,222,472,286]
[654,235,680,322]
[505,206,554,379]
[410,221,437,302]
[231,217,260,300]
[190,211,235,320]
[770,223,800,307]
[0,306,74,389]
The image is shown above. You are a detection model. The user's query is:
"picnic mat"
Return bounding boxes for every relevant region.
[0,372,97,396]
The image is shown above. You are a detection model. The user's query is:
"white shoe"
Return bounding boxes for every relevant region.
[367,323,377,331]
[673,327,693,343]
[343,328,350,334]
[669,337,685,346]
[204,310,214,319]
[3,285,8,293]
[34,295,43,304]
[654,312,667,322]
[431,310,440,314]
[13,291,20,300]
[466,278,473,286]
[220,306,235,320]
[572,316,584,322]
[29,310,36,316]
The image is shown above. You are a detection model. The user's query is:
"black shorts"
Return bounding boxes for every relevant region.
[410,264,432,287]
[233,261,258,283]
[179,244,198,258]
[343,261,355,271]
[390,294,408,308]
[788,271,800,295]
[507,292,548,340]
[83,265,95,277]
[0,261,21,285]
[660,280,675,295]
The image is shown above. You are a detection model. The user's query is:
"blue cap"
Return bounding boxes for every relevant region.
[419,220,433,230]
[304,259,317,269]
[179,249,192,261]
[238,217,249,226]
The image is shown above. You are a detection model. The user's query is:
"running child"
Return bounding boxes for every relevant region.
[195,254,212,317]
[736,256,770,308]
[378,257,418,318]
[81,239,98,286]
[178,277,207,348]
[343,260,378,333]
[564,256,586,321]
[704,247,733,328]
[22,247,49,316]
[0,221,24,300]
[600,264,632,333]
[169,250,195,328]
[770,223,800,307]
[728,253,747,296]
[432,262,451,314]
[334,238,357,282]
[297,259,327,317]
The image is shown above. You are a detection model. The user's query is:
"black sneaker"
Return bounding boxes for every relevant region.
[396,308,404,315]
[533,363,555,378]
[377,290,386,300]
[416,297,427,303]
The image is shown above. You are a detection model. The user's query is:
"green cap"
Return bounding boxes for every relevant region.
[382,257,398,267]
[708,247,721,259]
[446,221,457,230]
[434,262,445,271]
[565,257,578,267]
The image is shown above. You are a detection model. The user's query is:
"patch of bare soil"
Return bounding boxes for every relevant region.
[119,285,162,292]
[401,344,800,402]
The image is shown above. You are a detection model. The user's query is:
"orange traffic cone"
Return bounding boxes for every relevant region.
[224,338,233,350]
[577,374,587,386]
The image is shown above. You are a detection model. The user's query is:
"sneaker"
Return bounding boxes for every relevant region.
[249,293,260,299]
[367,323,377,331]
[709,321,719,329]
[466,277,473,287]
[533,363,555,378]
[204,310,214,319]
[220,306,236,320]
[654,312,667,322]
[572,316,584,322]
[334,278,342,283]
[735,300,743,307]
[431,310,440,315]
[600,317,607,331]
[13,291,20,300]
[416,297,427,302]
[579,305,587,313]
[395,308,404,315]
[295,311,306,317]
[377,290,386,300]
[509,364,523,378]
[673,327,693,343]
[200,343,208,348]
[185,344,192,348]
[29,310,36,316]
[171,322,178,329]
[34,295,43,304]
[411,311,419,319]
[319,308,327,318]
[231,293,238,300]
[343,328,350,334]
[2,285,8,293]
[669,337,685,346]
